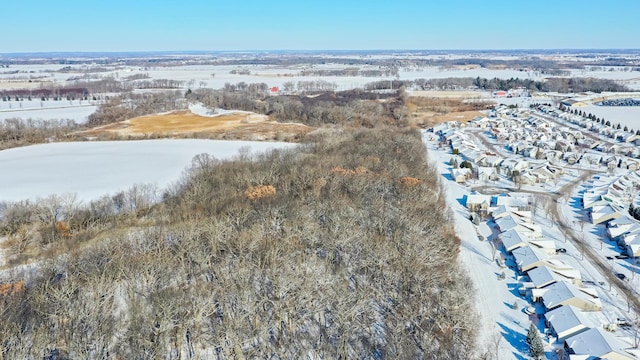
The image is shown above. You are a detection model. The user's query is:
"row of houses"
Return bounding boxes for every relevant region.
[439,121,567,186]
[540,104,640,157]
[469,196,638,359]
[584,172,640,257]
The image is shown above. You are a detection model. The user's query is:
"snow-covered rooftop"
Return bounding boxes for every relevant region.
[500,229,528,252]
[565,328,634,359]
[545,305,593,341]
[542,281,602,311]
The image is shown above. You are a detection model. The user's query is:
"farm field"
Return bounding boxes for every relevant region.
[80,106,312,140]
[0,139,296,203]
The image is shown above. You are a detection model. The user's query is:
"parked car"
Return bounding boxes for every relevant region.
[556,248,567,254]
[615,254,629,260]
[615,273,627,280]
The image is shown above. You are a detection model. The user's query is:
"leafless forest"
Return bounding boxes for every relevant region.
[0,128,478,359]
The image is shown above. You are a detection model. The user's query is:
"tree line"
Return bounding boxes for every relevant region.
[192,86,406,127]
[365,76,630,93]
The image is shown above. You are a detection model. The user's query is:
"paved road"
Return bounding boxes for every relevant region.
[548,176,640,313]
[466,129,507,156]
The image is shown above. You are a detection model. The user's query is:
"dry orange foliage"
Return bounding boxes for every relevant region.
[55,221,72,238]
[331,166,368,176]
[399,176,422,186]
[312,177,327,197]
[244,185,277,200]
[0,281,26,296]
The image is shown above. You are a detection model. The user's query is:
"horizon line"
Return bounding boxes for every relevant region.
[1,48,640,56]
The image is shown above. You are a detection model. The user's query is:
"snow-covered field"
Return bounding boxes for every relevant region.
[0,99,98,123]
[0,105,97,123]
[0,139,296,203]
[5,62,640,94]
[577,104,640,130]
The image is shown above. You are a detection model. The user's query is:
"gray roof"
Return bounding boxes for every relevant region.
[542,281,600,311]
[565,328,632,359]
[496,214,520,232]
[512,246,544,271]
[544,305,592,340]
[500,229,528,252]
[526,266,558,288]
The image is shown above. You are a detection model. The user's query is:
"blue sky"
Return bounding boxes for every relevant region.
[2,0,639,52]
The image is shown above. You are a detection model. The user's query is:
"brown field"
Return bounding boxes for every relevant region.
[406,96,493,127]
[0,81,47,90]
[408,90,488,99]
[425,110,486,124]
[81,110,313,141]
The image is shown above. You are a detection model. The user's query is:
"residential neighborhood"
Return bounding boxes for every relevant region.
[425,100,640,359]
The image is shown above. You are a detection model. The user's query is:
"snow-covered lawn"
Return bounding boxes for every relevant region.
[0,99,99,123]
[0,105,97,123]
[0,139,296,203]
[423,134,532,359]
[576,104,640,131]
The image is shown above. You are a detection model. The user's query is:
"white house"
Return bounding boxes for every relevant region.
[451,168,472,183]
[545,305,593,342]
[591,204,623,225]
[541,281,602,312]
[564,328,635,360]
[499,229,529,253]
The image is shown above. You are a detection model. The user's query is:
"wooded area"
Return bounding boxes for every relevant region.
[0,129,478,358]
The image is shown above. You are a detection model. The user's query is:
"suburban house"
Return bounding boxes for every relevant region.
[499,229,528,253]
[590,204,623,225]
[527,266,561,289]
[527,260,582,289]
[564,328,635,360]
[496,214,542,239]
[540,281,602,312]
[451,168,471,183]
[511,246,547,273]
[466,194,492,214]
[477,166,499,183]
[528,238,558,255]
[620,233,640,257]
[544,305,593,342]
[607,216,640,243]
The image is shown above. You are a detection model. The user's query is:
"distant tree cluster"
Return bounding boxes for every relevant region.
[0,118,80,150]
[194,85,405,127]
[365,76,629,93]
[87,91,185,126]
[629,204,640,221]
[299,67,398,77]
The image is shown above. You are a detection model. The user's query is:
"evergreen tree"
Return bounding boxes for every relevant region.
[526,323,545,359]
